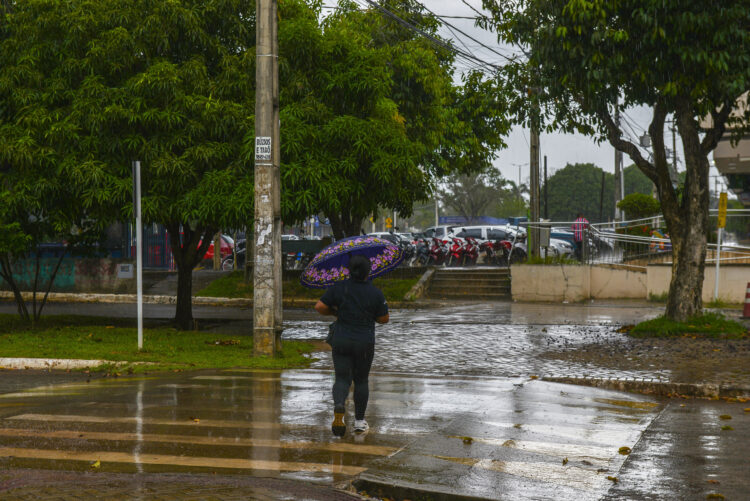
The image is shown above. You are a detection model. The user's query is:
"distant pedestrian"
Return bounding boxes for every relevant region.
[314,254,389,437]
[572,213,589,261]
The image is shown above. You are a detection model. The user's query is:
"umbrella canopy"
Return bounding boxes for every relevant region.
[300,235,404,289]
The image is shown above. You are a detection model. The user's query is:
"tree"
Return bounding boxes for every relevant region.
[543,163,614,223]
[624,164,654,196]
[0,0,112,324]
[2,0,256,330]
[281,0,509,239]
[480,0,750,321]
[439,168,507,224]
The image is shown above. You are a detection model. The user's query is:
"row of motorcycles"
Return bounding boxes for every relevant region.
[408,236,524,267]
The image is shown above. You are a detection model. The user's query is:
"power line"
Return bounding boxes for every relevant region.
[359,0,503,74]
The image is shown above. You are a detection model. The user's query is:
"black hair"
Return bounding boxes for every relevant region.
[348,254,371,282]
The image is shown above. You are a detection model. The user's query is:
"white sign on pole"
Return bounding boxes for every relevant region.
[255,137,272,161]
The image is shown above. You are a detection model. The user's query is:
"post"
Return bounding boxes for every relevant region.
[271,0,283,353]
[599,169,605,222]
[614,106,623,220]
[715,192,727,302]
[543,155,548,220]
[529,118,540,259]
[132,161,143,351]
[253,0,280,356]
[434,199,438,228]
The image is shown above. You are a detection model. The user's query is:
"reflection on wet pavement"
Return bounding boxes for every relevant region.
[0,370,661,500]
[283,303,672,381]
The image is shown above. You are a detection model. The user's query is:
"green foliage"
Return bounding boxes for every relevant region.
[624,164,654,196]
[630,313,747,339]
[617,193,661,219]
[479,0,750,320]
[524,255,578,265]
[280,0,510,238]
[543,163,613,223]
[0,314,315,372]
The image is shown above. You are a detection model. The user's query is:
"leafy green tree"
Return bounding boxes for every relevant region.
[480,0,750,321]
[281,0,509,238]
[543,163,614,223]
[439,168,508,224]
[0,0,113,323]
[624,164,654,196]
[2,0,256,330]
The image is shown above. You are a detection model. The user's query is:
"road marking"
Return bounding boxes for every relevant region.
[7,413,286,430]
[0,428,396,456]
[0,447,365,475]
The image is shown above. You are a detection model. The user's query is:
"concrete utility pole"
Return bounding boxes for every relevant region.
[614,106,624,220]
[253,0,281,357]
[543,155,548,220]
[529,118,541,259]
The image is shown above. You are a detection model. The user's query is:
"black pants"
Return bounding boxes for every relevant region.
[332,337,375,420]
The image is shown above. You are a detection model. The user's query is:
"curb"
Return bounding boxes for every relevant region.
[0,292,429,310]
[542,376,750,399]
[0,357,137,370]
[353,477,493,501]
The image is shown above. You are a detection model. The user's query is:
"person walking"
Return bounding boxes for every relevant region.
[314,254,389,437]
[572,213,589,261]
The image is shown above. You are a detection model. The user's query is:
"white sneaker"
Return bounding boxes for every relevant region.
[353,419,369,433]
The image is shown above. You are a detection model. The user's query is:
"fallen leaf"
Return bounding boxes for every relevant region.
[529,375,538,380]
[706,494,725,500]
[562,457,568,465]
[719,415,732,420]
[462,437,473,445]
[581,460,593,466]
[618,446,631,455]
[105,326,115,329]
[90,460,100,469]
[707,480,720,485]
[607,476,618,483]
[744,408,750,412]
[721,425,733,431]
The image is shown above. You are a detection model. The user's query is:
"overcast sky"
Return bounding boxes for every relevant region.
[321,0,728,191]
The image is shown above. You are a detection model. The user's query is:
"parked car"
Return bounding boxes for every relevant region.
[418,225,456,239]
[201,234,234,261]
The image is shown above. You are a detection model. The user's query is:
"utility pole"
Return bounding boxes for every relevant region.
[434,199,439,228]
[529,116,540,259]
[253,0,281,357]
[614,105,623,220]
[271,2,282,354]
[672,117,678,182]
[543,155,548,220]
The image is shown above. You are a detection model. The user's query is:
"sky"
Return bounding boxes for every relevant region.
[320,0,728,192]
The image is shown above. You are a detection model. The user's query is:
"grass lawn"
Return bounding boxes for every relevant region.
[196,271,419,302]
[629,312,748,339]
[0,314,315,372]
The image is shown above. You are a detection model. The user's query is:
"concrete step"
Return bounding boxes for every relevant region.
[431,277,510,286]
[427,291,510,300]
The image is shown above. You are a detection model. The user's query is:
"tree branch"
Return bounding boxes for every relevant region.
[599,107,658,183]
[701,99,734,155]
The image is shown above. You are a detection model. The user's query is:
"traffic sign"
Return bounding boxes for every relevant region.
[718,192,728,228]
[385,217,393,229]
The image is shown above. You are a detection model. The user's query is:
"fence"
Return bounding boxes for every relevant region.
[522,210,750,270]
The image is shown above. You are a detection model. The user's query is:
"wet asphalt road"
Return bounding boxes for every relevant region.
[2,300,749,499]
[0,369,747,500]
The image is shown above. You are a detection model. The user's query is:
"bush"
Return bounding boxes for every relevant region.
[617,193,660,220]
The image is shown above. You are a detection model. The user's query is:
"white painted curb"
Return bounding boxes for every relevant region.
[0,357,123,370]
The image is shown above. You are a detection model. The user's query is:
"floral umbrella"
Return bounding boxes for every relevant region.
[300,235,404,289]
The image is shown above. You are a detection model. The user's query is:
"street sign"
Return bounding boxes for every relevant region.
[718,192,728,228]
[385,217,393,229]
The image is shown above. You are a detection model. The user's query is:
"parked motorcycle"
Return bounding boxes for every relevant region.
[429,237,449,266]
[447,237,465,266]
[413,238,431,266]
[461,237,479,266]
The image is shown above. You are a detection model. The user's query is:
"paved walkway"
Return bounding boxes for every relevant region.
[1,369,662,500]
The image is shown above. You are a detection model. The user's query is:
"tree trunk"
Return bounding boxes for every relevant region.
[661,104,711,321]
[0,254,29,321]
[328,211,365,239]
[167,222,216,331]
[174,263,194,330]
